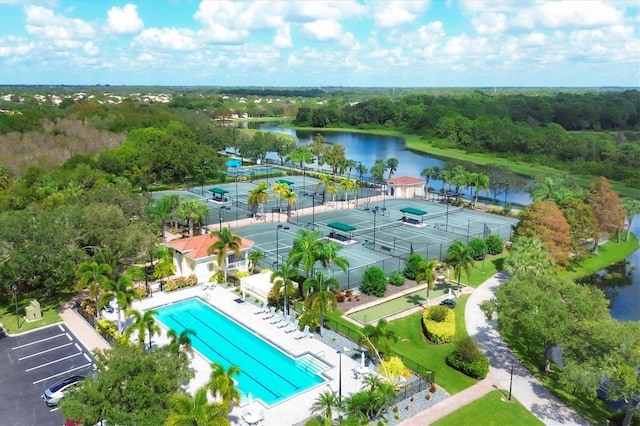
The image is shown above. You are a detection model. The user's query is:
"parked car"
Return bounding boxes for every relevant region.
[42,375,85,406]
[440,298,456,308]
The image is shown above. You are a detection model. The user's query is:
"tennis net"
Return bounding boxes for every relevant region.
[352,220,404,240]
[422,206,465,221]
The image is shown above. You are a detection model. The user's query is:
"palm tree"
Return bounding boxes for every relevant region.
[75,261,112,319]
[208,362,241,410]
[272,182,289,213]
[247,249,265,274]
[281,188,297,222]
[178,199,209,237]
[247,182,269,217]
[317,241,349,278]
[445,241,474,293]
[99,275,142,333]
[166,387,229,426]
[164,193,182,232]
[530,176,570,203]
[302,271,339,336]
[208,227,242,283]
[149,195,175,242]
[356,163,368,187]
[621,198,640,241]
[386,158,399,180]
[289,229,323,279]
[370,159,387,185]
[469,172,490,208]
[358,318,398,363]
[420,166,437,200]
[339,178,356,207]
[316,174,336,204]
[361,374,396,420]
[270,262,298,316]
[505,236,555,278]
[415,258,438,305]
[124,308,160,352]
[167,328,195,358]
[310,391,341,426]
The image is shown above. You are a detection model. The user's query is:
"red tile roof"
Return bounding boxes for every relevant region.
[165,234,254,260]
[388,176,424,185]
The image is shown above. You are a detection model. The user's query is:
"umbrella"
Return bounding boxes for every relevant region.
[448,288,452,299]
[360,351,366,368]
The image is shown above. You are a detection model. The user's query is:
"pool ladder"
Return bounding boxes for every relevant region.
[202,293,211,301]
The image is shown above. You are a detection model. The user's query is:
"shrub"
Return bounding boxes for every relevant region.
[163,274,198,292]
[387,271,405,286]
[334,291,346,303]
[361,266,387,297]
[235,270,250,279]
[468,238,488,260]
[422,306,455,344]
[403,253,423,280]
[95,319,127,344]
[429,383,437,393]
[380,356,412,385]
[446,337,490,379]
[80,298,97,318]
[485,234,504,255]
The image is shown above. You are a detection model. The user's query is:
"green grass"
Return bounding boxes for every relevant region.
[386,295,478,395]
[0,290,73,334]
[430,390,545,426]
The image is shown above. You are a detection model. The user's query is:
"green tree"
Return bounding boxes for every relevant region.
[208,362,241,410]
[247,249,265,274]
[310,133,326,171]
[310,391,341,426]
[415,258,438,304]
[505,236,554,278]
[316,240,349,278]
[149,194,177,242]
[289,229,323,280]
[386,157,399,180]
[165,387,229,426]
[270,262,298,316]
[621,198,640,241]
[356,162,368,187]
[75,261,112,319]
[178,199,209,237]
[445,241,474,292]
[272,181,289,213]
[316,173,336,204]
[281,188,297,222]
[247,182,269,217]
[420,166,437,197]
[99,274,142,333]
[59,344,193,426]
[124,308,160,352]
[468,172,490,207]
[370,159,387,184]
[166,328,195,359]
[207,227,242,283]
[302,271,339,336]
[358,318,398,363]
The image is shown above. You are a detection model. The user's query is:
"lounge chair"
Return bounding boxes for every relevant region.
[254,301,268,315]
[261,307,276,320]
[294,325,310,340]
[284,319,299,333]
[277,315,291,328]
[269,310,283,324]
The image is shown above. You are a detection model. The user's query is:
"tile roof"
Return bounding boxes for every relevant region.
[388,176,424,185]
[165,234,254,260]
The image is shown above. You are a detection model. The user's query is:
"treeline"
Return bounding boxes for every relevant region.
[294,91,640,187]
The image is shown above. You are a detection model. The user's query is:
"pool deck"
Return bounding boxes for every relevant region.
[123,284,366,425]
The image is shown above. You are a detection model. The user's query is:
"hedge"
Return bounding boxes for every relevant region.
[163,274,198,292]
[422,306,455,344]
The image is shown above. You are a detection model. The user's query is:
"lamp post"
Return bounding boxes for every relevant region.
[503,183,509,210]
[372,206,379,248]
[219,206,230,231]
[235,174,240,222]
[508,363,514,401]
[311,193,316,229]
[275,224,290,268]
[11,283,19,329]
[445,193,450,232]
[337,350,343,403]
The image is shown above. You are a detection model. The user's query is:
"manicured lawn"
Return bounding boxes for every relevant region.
[386,295,478,395]
[1,290,73,334]
[430,390,544,426]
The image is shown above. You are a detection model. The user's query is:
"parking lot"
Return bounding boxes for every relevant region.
[0,323,95,426]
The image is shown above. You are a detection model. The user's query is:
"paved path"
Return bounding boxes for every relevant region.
[399,272,591,426]
[56,292,111,353]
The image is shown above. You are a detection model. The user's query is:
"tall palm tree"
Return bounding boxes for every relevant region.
[621,198,640,242]
[178,199,209,237]
[247,249,265,274]
[281,188,297,222]
[149,195,175,242]
[302,271,339,336]
[99,275,142,333]
[316,174,336,204]
[386,158,399,180]
[445,241,474,293]
[167,328,195,359]
[270,262,298,316]
[75,261,112,319]
[358,319,398,363]
[272,182,289,213]
[164,193,182,232]
[289,229,323,279]
[208,362,241,410]
[370,159,387,185]
[356,163,368,187]
[247,182,269,217]
[530,176,570,203]
[317,241,349,278]
[339,178,356,207]
[165,387,229,426]
[470,172,490,208]
[505,236,555,278]
[124,308,160,352]
[208,227,242,283]
[420,166,437,200]
[415,258,438,305]
[310,391,341,426]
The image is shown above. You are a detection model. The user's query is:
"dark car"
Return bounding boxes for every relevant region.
[42,375,85,406]
[440,298,456,308]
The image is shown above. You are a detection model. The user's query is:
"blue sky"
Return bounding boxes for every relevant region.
[1,0,639,87]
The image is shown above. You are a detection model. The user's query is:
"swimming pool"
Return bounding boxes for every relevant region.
[155,298,327,405]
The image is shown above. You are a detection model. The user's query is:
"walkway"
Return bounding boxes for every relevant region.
[400,272,590,426]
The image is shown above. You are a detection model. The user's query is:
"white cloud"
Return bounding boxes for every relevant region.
[302,19,343,41]
[0,36,35,57]
[372,1,430,28]
[291,1,367,21]
[106,4,143,35]
[472,12,507,35]
[273,23,292,49]
[83,41,99,56]
[134,28,197,51]
[512,1,625,29]
[24,5,95,39]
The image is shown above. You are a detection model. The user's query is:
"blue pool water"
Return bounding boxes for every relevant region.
[155,298,326,405]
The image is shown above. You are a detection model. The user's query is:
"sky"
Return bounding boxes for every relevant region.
[0,0,639,88]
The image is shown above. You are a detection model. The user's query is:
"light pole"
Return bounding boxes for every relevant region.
[311,194,316,229]
[445,193,450,232]
[235,174,240,222]
[508,363,514,401]
[503,183,509,210]
[11,283,19,329]
[337,350,343,403]
[372,206,379,248]
[275,224,290,268]
[219,206,230,231]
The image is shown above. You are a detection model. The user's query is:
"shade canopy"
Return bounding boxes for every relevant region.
[400,207,427,216]
[275,179,295,186]
[208,187,229,195]
[327,222,356,232]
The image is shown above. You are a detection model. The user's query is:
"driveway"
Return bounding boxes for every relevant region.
[0,323,95,426]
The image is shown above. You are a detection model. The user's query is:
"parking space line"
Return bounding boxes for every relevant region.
[18,342,74,360]
[50,407,59,413]
[11,333,66,350]
[26,353,83,372]
[83,353,92,363]
[33,363,93,385]
[66,333,73,341]
[75,343,82,351]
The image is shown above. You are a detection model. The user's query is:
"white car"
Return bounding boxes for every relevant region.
[41,375,85,406]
